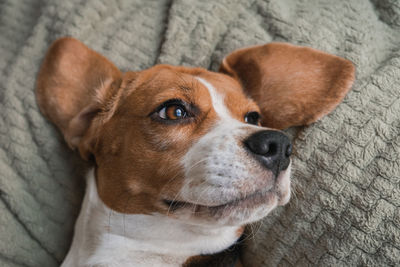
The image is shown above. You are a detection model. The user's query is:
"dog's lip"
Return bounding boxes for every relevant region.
[162,188,271,212]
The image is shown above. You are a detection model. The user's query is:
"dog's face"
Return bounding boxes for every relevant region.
[36,38,354,227]
[87,66,292,226]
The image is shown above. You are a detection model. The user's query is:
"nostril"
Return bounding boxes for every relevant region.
[285,144,292,157]
[265,142,278,157]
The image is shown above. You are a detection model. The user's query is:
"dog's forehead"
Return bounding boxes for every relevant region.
[128,65,259,118]
[195,72,260,119]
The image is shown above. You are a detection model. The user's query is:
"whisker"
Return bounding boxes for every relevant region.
[161,157,209,194]
[107,209,112,242]
[161,158,210,215]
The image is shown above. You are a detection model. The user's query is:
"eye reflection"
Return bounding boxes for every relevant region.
[158,105,187,120]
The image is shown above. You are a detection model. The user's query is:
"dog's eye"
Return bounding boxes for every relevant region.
[244,112,261,125]
[158,104,188,120]
[151,99,195,123]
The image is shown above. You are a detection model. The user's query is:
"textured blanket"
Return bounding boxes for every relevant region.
[0,0,399,266]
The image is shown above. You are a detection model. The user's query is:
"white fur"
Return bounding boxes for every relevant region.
[63,77,292,266]
[196,77,232,120]
[178,77,291,225]
[62,169,241,267]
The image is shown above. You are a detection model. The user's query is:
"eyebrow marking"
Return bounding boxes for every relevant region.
[178,85,192,92]
[195,77,232,120]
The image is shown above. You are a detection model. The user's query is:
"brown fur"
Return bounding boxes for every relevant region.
[220,43,355,129]
[36,37,355,264]
[36,37,122,149]
[36,38,264,214]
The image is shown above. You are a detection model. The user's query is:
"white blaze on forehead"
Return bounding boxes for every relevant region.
[196,77,232,120]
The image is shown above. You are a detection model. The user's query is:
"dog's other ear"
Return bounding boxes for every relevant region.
[36,37,122,158]
[219,43,355,129]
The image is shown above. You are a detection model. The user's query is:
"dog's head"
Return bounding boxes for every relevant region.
[36,38,354,226]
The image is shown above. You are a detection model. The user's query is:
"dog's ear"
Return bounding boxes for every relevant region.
[219,43,355,129]
[36,37,122,158]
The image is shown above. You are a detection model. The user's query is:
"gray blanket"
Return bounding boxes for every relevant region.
[0,0,399,266]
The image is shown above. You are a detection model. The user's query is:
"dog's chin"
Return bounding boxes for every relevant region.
[163,171,291,226]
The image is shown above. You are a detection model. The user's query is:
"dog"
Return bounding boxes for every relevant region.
[36,37,355,266]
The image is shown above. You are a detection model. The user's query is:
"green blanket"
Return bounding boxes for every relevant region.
[0,0,399,266]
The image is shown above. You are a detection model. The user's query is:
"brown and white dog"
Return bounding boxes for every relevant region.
[36,38,355,266]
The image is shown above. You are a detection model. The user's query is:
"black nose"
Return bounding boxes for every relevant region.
[244,130,292,174]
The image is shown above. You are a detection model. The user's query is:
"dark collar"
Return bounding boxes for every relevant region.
[183,234,244,267]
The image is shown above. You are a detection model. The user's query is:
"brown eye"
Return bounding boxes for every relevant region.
[245,111,261,125]
[158,105,188,120]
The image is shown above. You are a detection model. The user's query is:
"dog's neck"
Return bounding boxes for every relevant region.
[62,169,241,267]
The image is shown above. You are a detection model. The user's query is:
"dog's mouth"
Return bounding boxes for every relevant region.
[162,168,291,223]
[162,188,275,213]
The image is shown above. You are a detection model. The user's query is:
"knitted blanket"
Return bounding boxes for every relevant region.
[0,0,399,266]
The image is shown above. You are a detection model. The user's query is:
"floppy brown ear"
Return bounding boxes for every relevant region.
[36,37,122,158]
[219,43,355,129]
